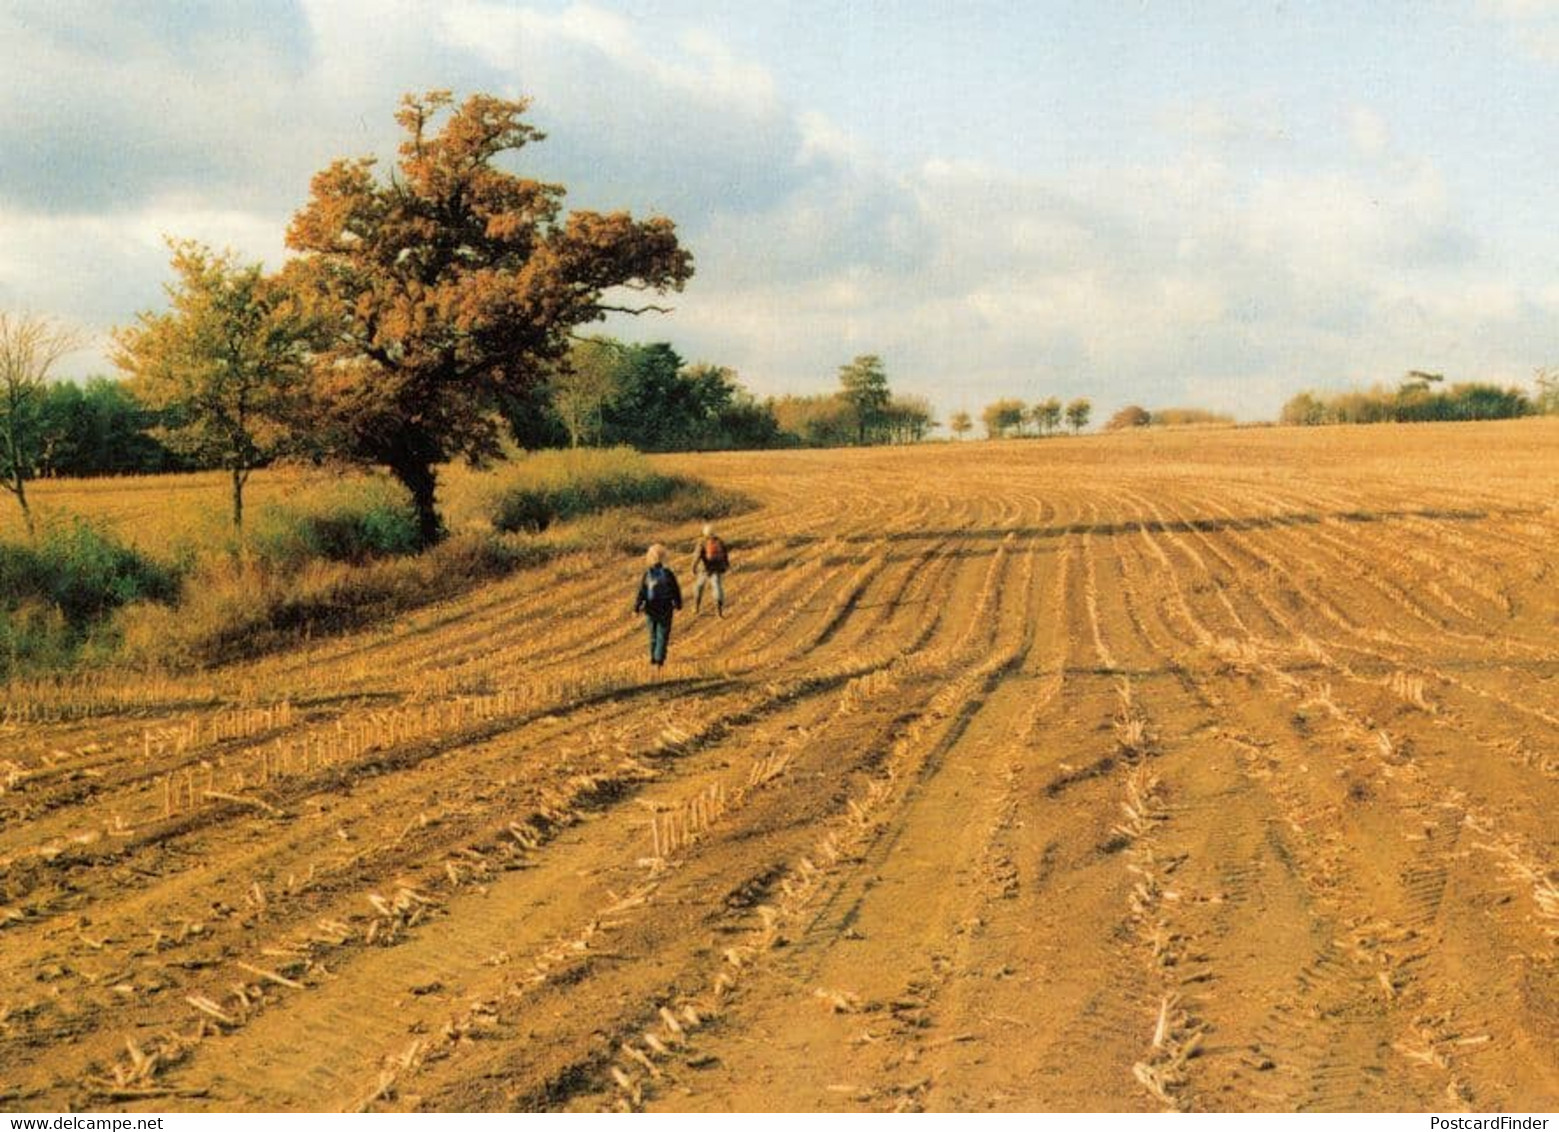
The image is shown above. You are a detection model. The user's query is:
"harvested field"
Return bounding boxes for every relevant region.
[2,420,1557,1112]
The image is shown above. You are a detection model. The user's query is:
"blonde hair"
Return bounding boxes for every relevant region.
[645,544,667,567]
[701,522,714,536]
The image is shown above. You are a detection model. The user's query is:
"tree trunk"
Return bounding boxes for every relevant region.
[3,426,35,537]
[388,458,444,548]
[231,467,245,538]
[12,472,33,538]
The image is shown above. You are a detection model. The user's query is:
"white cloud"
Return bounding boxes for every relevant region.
[0,198,288,377]
[1,4,1553,422]
[1477,0,1559,61]
[439,2,776,113]
[797,111,863,166]
[1157,98,1289,148]
[1347,106,1391,159]
[646,131,1535,421]
[1243,165,1464,273]
[0,5,321,213]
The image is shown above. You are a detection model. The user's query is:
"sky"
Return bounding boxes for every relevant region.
[3,0,1558,422]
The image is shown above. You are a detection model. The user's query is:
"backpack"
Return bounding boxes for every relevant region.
[704,536,729,572]
[644,565,673,611]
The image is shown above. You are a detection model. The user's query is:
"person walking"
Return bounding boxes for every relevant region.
[691,522,731,617]
[634,543,683,671]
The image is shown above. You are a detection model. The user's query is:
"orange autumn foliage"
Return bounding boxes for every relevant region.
[282,90,694,544]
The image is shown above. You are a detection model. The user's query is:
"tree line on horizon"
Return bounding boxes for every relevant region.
[543,345,935,452]
[952,396,1092,439]
[0,333,935,521]
[1102,405,1233,430]
[1280,371,1553,426]
[10,337,1549,543]
[961,370,1555,441]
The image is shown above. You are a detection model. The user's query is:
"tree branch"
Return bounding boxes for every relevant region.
[598,303,677,316]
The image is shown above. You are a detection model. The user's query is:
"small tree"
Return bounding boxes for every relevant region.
[550,337,622,448]
[771,393,854,447]
[981,398,1026,439]
[115,241,311,536]
[283,90,693,545]
[881,395,936,443]
[949,410,972,440]
[1065,398,1092,434]
[1022,402,1042,437]
[709,388,784,450]
[1034,396,1062,436]
[838,354,891,445]
[1106,404,1151,431]
[1534,368,1559,415]
[1281,392,1326,426]
[603,342,686,450]
[0,312,82,536]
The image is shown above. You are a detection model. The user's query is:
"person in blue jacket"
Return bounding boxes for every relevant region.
[633,544,683,670]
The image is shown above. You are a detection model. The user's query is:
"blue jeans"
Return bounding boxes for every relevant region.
[646,613,674,664]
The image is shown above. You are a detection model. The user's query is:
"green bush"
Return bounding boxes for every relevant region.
[640,479,756,524]
[488,448,686,533]
[0,518,179,674]
[492,476,686,532]
[247,478,421,572]
[0,519,179,627]
[0,601,75,673]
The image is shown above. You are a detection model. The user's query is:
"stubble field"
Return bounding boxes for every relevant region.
[2,420,1556,1112]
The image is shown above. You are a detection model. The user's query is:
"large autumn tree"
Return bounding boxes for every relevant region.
[282,90,694,544]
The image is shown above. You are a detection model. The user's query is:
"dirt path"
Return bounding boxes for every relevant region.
[2,421,1556,1112]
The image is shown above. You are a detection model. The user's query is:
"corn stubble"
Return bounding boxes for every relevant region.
[2,421,1556,1112]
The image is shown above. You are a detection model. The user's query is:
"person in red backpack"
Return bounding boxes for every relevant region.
[634,544,683,670]
[691,522,731,617]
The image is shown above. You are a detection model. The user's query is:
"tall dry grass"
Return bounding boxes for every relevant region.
[2,449,751,673]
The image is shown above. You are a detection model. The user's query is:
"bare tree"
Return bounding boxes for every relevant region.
[1534,367,1559,415]
[550,337,623,448]
[0,312,82,536]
